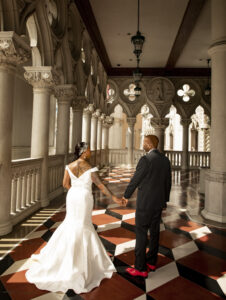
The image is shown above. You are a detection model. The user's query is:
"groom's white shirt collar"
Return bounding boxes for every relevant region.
[147,148,157,154]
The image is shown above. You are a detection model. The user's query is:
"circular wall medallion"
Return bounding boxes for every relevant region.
[147,77,174,103]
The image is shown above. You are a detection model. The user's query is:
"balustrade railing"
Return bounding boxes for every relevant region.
[109,149,128,165]
[109,149,210,169]
[48,155,65,201]
[189,151,210,168]
[165,151,182,168]
[11,158,42,218]
[9,149,210,228]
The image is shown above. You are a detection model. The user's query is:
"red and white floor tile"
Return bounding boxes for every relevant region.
[0,167,225,299]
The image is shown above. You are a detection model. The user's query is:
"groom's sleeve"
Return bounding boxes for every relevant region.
[124,156,148,199]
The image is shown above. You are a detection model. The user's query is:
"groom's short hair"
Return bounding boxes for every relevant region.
[145,135,159,148]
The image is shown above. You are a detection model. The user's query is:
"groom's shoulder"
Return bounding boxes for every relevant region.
[137,155,150,166]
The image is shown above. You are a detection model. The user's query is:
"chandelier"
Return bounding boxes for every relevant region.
[131,0,145,97]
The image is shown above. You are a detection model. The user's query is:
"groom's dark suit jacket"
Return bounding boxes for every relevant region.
[124,149,171,222]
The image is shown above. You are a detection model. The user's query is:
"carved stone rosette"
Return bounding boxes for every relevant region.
[24,66,60,89]
[54,84,77,104]
[151,117,169,129]
[0,32,31,67]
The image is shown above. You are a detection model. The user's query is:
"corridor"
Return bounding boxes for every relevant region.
[0,168,225,300]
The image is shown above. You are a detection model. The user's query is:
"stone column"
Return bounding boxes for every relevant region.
[202,0,226,223]
[90,109,100,151]
[24,66,59,207]
[102,116,114,165]
[151,118,169,153]
[82,104,94,145]
[0,32,30,235]
[127,117,136,165]
[49,95,57,154]
[97,113,105,166]
[180,119,190,170]
[55,85,76,163]
[71,96,86,150]
[97,113,105,150]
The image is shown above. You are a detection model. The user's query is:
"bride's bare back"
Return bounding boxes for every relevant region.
[68,159,91,178]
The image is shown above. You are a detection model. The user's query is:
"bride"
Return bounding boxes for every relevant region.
[25,142,127,294]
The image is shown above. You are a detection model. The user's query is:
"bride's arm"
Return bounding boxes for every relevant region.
[91,172,127,206]
[63,170,71,190]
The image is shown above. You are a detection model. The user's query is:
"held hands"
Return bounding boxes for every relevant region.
[112,195,128,207]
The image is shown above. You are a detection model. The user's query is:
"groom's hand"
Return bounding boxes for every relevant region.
[122,197,128,206]
[112,196,128,207]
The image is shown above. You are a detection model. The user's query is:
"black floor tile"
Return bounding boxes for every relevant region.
[43,218,55,228]
[164,225,193,240]
[105,209,123,220]
[99,236,116,256]
[158,245,174,260]
[41,229,53,242]
[121,221,135,233]
[176,262,226,298]
[0,255,14,276]
[0,280,11,300]
[195,240,226,261]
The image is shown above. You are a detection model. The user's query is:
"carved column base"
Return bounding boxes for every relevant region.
[201,170,226,223]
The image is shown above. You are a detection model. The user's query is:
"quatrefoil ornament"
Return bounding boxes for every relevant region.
[177,84,195,102]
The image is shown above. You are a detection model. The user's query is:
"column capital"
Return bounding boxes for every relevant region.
[83,103,94,115]
[208,40,226,56]
[127,117,136,127]
[103,115,114,128]
[92,109,101,119]
[180,118,191,127]
[54,84,77,104]
[72,96,87,112]
[99,113,106,122]
[151,117,169,129]
[24,66,60,89]
[0,31,30,69]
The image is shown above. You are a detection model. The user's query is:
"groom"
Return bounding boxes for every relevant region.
[123,135,171,278]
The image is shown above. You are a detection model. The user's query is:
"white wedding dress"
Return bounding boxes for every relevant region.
[25,166,116,294]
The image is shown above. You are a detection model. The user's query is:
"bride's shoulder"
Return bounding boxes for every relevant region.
[77,159,92,171]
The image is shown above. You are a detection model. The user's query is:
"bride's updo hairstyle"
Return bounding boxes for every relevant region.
[74,142,89,160]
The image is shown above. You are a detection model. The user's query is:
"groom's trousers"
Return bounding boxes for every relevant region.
[135,208,162,271]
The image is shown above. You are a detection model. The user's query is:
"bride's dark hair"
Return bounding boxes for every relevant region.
[74,142,89,160]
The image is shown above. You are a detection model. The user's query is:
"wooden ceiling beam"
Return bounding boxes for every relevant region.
[165,0,207,70]
[74,0,112,72]
[108,68,210,77]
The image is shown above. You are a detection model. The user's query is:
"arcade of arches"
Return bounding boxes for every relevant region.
[0,0,226,299]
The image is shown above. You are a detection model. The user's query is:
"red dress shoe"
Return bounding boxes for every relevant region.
[126,267,148,278]
[146,263,156,272]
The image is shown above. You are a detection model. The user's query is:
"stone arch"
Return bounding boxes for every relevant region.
[74,59,88,97]
[164,105,183,151]
[81,29,92,76]
[26,14,42,66]
[91,49,98,85]
[0,0,20,32]
[86,75,94,104]
[109,104,128,149]
[97,60,104,92]
[67,2,82,62]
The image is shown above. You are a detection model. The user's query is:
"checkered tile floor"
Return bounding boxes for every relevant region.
[0,167,226,299]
